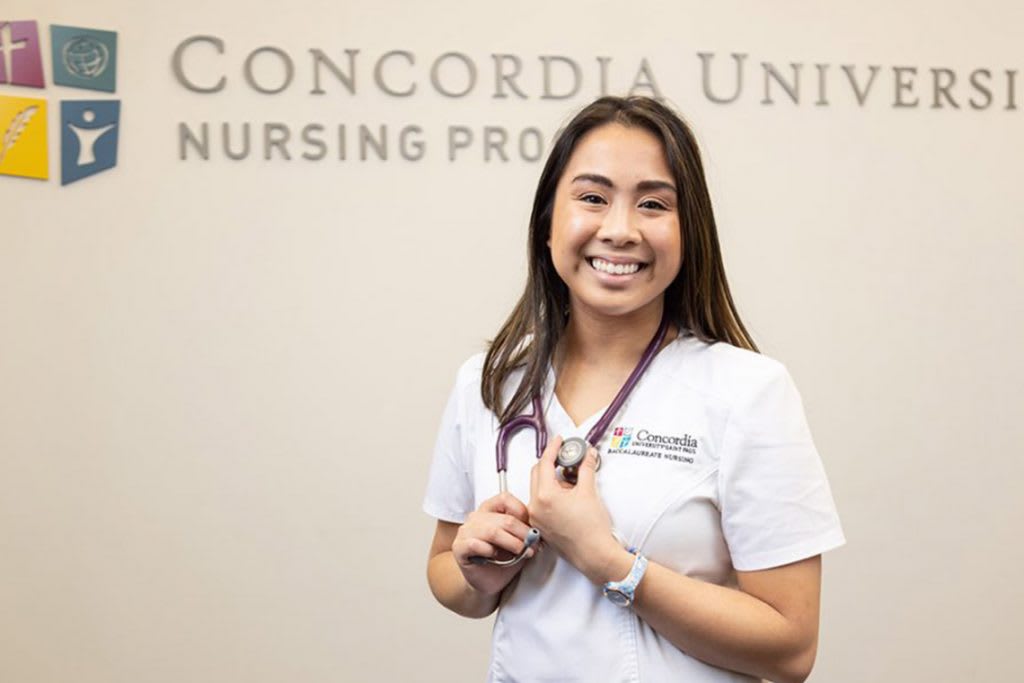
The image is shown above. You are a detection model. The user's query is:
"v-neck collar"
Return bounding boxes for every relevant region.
[543,333,683,436]
[548,387,607,433]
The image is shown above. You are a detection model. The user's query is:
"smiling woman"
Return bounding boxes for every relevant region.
[423,96,845,683]
[548,124,682,321]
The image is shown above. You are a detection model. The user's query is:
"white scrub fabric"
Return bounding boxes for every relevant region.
[423,334,846,682]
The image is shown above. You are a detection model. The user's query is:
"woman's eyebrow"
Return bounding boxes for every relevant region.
[571,173,676,195]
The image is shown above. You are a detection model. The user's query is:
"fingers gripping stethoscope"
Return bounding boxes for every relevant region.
[469,316,669,567]
[468,395,548,568]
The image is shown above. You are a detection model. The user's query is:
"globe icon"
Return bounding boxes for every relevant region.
[62,37,109,78]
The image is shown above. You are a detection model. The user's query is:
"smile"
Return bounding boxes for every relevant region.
[587,257,647,276]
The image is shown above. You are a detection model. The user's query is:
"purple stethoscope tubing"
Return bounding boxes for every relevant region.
[494,395,548,494]
[469,316,670,567]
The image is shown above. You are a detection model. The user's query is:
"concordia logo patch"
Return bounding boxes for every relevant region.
[608,425,699,465]
[0,19,120,184]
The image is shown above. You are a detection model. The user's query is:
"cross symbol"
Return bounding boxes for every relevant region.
[0,22,28,84]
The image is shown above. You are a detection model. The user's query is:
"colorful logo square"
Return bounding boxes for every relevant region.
[61,99,119,185]
[611,427,632,449]
[51,25,117,93]
[0,20,45,88]
[0,94,47,179]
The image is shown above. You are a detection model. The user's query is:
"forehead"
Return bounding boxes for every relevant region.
[561,123,673,183]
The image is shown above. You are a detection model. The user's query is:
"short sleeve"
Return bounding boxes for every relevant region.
[718,362,846,571]
[422,361,478,524]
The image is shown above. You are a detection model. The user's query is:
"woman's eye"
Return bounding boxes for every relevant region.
[640,199,668,210]
[580,194,605,204]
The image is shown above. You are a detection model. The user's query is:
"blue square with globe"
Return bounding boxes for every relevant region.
[50,25,117,93]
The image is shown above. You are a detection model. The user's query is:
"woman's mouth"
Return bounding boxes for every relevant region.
[587,257,648,276]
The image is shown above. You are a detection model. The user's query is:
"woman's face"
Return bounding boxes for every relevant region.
[548,123,682,321]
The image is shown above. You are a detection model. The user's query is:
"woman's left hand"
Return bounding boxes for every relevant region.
[528,435,621,577]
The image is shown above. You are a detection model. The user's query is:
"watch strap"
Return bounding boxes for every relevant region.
[603,552,648,607]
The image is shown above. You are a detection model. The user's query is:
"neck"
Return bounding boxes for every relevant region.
[560,298,669,369]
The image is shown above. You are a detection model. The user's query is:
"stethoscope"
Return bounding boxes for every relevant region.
[470,316,670,567]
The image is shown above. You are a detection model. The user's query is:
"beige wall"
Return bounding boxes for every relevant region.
[2,1,1022,681]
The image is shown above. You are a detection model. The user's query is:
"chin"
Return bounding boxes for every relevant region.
[573,295,662,321]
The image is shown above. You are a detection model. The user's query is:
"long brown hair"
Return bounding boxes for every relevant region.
[482,96,757,423]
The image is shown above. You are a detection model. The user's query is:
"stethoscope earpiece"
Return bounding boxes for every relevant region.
[470,527,541,567]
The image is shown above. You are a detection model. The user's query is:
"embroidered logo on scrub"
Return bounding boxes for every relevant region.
[607,426,699,464]
[611,427,633,448]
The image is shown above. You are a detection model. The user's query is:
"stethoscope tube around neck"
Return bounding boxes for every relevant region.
[582,316,670,449]
[495,315,670,482]
[495,395,548,490]
[475,315,671,567]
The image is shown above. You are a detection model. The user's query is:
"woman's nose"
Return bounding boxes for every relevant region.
[596,202,639,245]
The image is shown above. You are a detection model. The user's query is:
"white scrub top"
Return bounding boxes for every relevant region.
[423,334,846,683]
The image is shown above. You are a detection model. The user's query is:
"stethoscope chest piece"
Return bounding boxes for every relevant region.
[557,436,600,485]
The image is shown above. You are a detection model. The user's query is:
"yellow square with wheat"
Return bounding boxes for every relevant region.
[0,95,48,180]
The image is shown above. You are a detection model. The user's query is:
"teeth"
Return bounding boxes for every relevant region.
[591,258,641,275]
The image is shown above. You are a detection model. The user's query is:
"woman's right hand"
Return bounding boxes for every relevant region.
[451,492,538,596]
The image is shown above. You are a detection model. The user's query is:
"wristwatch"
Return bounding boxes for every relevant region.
[602,552,648,607]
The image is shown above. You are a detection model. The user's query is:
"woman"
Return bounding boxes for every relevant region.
[423,96,844,682]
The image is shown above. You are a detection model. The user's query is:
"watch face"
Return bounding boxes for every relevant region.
[605,589,631,607]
